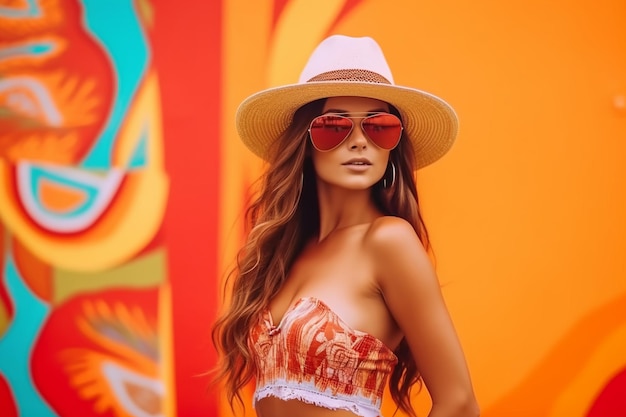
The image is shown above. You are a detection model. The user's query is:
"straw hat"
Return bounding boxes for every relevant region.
[236,35,458,169]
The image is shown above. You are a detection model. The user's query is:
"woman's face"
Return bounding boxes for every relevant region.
[310,96,393,191]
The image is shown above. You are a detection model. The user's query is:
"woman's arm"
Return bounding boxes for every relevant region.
[367,216,480,417]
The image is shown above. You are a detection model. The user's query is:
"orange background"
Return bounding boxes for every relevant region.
[219,0,626,416]
[1,1,622,416]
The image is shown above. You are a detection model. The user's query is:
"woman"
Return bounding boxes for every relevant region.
[212,35,479,417]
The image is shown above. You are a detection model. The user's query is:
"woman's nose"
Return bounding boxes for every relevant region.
[346,125,368,149]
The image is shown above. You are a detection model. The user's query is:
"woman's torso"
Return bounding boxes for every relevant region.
[252,222,403,417]
[269,223,401,348]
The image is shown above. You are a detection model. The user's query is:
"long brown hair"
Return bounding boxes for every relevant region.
[211,99,430,416]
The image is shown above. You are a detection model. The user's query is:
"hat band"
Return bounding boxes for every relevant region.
[306,69,391,84]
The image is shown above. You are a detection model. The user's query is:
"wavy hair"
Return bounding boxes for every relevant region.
[211,99,430,416]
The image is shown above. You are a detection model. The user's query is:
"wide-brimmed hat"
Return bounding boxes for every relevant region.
[236,35,458,169]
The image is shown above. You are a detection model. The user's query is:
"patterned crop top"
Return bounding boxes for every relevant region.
[248,297,398,417]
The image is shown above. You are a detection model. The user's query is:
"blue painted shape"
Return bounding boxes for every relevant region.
[0,255,57,417]
[80,0,150,168]
[0,0,40,18]
[29,165,98,217]
[127,124,148,169]
[0,41,56,60]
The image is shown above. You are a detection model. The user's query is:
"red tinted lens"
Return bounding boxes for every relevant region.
[361,114,403,149]
[309,115,354,151]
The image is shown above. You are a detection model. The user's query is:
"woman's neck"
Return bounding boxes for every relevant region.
[315,184,383,242]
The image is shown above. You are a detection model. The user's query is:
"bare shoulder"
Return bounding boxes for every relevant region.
[364,216,422,246]
[363,216,429,261]
[362,216,433,290]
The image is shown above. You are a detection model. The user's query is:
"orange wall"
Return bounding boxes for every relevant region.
[220,0,626,416]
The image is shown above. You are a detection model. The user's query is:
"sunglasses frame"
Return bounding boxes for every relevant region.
[308,112,403,152]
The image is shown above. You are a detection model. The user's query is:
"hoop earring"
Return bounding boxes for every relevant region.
[383,161,396,189]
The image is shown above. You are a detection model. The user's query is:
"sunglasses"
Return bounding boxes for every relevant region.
[308,112,403,151]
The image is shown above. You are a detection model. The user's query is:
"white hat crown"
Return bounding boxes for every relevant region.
[298,35,395,84]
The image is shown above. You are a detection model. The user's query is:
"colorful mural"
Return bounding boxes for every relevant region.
[0,0,171,416]
[1,0,624,416]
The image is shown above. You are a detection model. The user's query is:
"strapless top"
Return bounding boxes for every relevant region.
[248,297,398,417]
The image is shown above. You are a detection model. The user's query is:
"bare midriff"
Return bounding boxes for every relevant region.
[256,397,370,417]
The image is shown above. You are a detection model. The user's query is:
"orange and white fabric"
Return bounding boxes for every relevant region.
[249,297,398,417]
